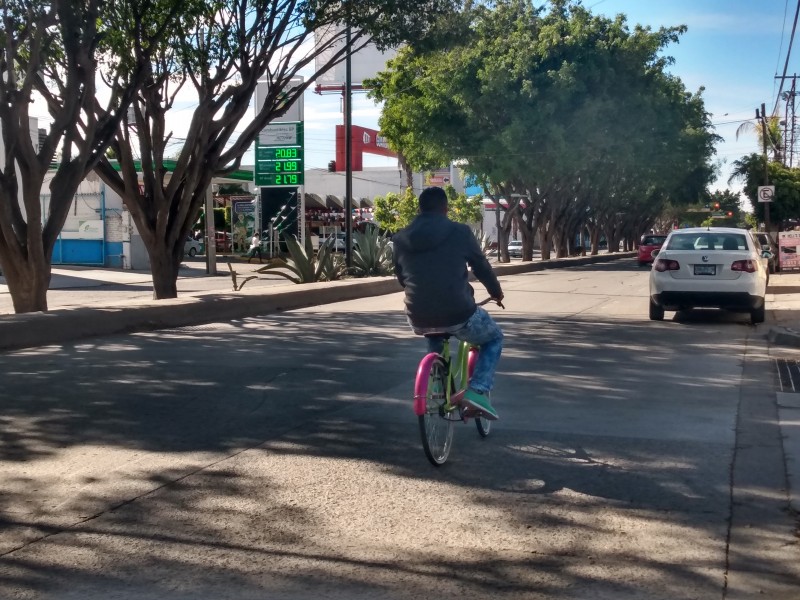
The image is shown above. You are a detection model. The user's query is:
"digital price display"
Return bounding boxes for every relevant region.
[256,146,304,161]
[259,160,301,173]
[257,173,301,186]
[255,144,304,186]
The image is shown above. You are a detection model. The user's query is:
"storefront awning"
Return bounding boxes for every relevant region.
[326,194,345,209]
[305,193,326,209]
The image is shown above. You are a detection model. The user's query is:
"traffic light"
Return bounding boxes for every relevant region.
[727,211,733,217]
[327,160,336,172]
[714,202,720,210]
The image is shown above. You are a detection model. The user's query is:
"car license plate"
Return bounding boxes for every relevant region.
[694,265,716,276]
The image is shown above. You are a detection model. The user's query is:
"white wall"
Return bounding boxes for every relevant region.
[302,166,465,200]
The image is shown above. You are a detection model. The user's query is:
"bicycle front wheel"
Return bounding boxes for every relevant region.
[418,357,454,466]
[475,416,491,437]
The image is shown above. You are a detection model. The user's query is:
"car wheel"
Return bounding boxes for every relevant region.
[188,247,197,257]
[649,299,664,321]
[751,303,765,325]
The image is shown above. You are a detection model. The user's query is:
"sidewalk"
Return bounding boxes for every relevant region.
[0,256,292,315]
[766,269,800,344]
[762,269,800,520]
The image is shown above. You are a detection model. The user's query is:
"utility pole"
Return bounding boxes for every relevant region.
[777,74,799,166]
[344,13,353,269]
[791,76,797,168]
[757,103,772,233]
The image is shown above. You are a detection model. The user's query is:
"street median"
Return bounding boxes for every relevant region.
[0,251,634,352]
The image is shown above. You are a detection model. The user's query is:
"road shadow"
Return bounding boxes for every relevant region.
[0,309,759,598]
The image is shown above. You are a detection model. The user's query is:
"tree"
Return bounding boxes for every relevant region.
[369,0,717,261]
[708,189,741,224]
[445,185,482,225]
[729,153,800,226]
[92,0,462,300]
[735,114,783,164]
[373,188,418,232]
[0,0,180,313]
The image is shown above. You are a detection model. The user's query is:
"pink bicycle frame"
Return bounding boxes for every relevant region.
[413,352,441,416]
[413,345,479,416]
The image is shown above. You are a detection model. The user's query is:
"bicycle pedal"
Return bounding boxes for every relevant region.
[450,389,466,406]
[461,406,479,418]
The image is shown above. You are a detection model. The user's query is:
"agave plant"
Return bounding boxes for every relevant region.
[351,227,394,277]
[257,234,345,283]
[474,230,493,257]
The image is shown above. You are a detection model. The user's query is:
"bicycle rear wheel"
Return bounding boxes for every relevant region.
[418,357,454,466]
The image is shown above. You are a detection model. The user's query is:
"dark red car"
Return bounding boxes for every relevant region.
[637,234,667,266]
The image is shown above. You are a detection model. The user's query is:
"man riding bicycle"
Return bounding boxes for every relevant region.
[392,186,504,419]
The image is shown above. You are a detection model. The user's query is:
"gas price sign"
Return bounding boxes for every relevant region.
[255,122,304,187]
[255,146,304,186]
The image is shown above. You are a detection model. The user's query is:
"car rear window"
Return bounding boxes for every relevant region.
[665,233,747,251]
[642,236,667,246]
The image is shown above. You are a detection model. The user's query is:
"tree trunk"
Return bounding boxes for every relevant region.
[2,259,50,313]
[538,222,552,260]
[552,229,565,258]
[398,152,414,190]
[149,246,181,299]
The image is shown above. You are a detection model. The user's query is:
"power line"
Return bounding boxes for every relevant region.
[773,0,800,115]
[776,0,792,96]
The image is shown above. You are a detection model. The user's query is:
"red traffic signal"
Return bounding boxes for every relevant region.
[727,211,733,217]
[714,202,720,210]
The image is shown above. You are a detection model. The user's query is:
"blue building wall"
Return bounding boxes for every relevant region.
[51,240,124,267]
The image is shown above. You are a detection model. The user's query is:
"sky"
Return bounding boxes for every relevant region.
[588,0,796,195]
[294,0,799,196]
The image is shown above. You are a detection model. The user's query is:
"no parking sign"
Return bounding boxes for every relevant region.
[758,186,775,202]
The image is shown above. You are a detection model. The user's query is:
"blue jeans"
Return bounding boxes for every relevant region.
[413,307,503,394]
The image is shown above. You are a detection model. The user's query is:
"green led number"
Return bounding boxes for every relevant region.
[275,161,299,173]
[275,147,298,159]
[275,174,298,185]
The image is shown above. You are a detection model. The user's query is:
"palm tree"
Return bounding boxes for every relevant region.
[736,113,784,164]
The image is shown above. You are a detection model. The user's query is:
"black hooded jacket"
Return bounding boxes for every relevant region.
[392,212,503,328]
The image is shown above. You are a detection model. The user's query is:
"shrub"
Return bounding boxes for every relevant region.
[351,227,394,277]
[257,234,345,283]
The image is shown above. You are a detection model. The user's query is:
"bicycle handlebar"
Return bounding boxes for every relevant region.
[478,297,505,310]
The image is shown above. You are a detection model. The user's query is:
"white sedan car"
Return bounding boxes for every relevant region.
[649,227,771,324]
[184,236,204,257]
[508,240,523,258]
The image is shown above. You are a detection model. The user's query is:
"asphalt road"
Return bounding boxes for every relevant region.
[1,261,798,599]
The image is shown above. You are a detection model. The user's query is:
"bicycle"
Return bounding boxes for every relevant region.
[413,298,504,466]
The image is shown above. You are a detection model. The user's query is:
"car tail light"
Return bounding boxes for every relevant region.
[731,259,757,273]
[654,258,680,272]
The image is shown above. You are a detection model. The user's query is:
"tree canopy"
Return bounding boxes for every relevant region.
[92,0,463,299]
[1,0,463,312]
[368,0,718,260]
[730,153,800,226]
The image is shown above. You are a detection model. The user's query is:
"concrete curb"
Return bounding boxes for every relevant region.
[0,251,635,352]
[767,325,800,349]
